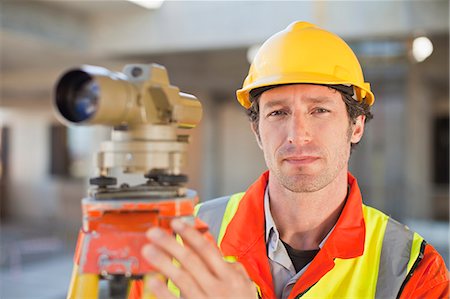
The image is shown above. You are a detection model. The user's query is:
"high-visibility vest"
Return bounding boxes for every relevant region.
[195,193,425,299]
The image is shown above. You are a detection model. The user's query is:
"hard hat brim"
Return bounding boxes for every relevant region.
[236,72,374,109]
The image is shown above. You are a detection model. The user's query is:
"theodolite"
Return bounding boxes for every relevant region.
[54,63,205,299]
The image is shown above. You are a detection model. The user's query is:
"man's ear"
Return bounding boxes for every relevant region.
[250,122,263,149]
[351,115,365,144]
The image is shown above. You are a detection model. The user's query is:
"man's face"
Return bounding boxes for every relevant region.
[252,84,365,193]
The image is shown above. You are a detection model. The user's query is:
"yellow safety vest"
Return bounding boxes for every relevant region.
[196,193,425,299]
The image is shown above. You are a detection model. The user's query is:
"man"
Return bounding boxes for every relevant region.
[137,21,449,298]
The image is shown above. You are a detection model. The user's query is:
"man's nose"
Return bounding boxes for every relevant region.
[287,113,312,144]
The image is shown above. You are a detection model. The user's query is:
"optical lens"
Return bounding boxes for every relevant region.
[71,80,99,122]
[56,70,100,123]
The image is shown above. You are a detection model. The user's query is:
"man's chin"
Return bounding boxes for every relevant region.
[282,167,320,178]
[278,173,327,193]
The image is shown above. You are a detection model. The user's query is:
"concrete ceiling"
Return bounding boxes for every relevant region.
[36,0,146,14]
[1,1,448,107]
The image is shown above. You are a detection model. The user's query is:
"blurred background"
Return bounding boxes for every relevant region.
[1,1,448,298]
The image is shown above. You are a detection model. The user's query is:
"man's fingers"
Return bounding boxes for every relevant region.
[170,219,254,289]
[142,221,258,299]
[145,226,218,290]
[145,275,178,299]
[170,219,226,276]
[228,261,252,280]
[141,244,205,299]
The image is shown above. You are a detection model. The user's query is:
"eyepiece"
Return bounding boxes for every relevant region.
[55,70,100,123]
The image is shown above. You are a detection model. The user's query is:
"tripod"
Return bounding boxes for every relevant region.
[67,182,206,299]
[54,63,204,299]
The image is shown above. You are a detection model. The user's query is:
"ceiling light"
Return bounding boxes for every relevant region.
[412,36,433,62]
[126,0,165,10]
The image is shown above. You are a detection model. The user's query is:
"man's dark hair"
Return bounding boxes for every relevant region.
[246,84,373,149]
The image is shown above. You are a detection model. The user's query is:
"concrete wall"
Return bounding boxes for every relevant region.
[0,1,448,234]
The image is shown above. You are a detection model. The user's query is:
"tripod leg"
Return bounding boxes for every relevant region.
[67,264,79,299]
[67,264,99,299]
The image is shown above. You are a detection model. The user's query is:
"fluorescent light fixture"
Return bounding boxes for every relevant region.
[126,0,165,9]
[412,36,433,62]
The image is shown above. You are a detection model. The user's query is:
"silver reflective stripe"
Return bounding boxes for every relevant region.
[375,217,414,299]
[196,196,230,243]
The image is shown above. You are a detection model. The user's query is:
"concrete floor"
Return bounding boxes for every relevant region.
[0,221,74,299]
[0,219,448,299]
[0,252,73,299]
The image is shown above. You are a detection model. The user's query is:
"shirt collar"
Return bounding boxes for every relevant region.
[264,186,335,251]
[264,186,276,243]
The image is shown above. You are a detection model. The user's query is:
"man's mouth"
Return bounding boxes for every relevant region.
[283,156,320,165]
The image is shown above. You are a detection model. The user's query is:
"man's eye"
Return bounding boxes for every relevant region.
[268,110,286,117]
[313,108,330,114]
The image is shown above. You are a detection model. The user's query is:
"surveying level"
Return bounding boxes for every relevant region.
[54,64,205,298]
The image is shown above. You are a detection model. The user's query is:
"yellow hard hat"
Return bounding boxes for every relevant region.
[236,21,374,108]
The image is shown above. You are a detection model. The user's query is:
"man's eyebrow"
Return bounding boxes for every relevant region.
[262,96,337,109]
[261,99,288,109]
[304,96,337,104]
